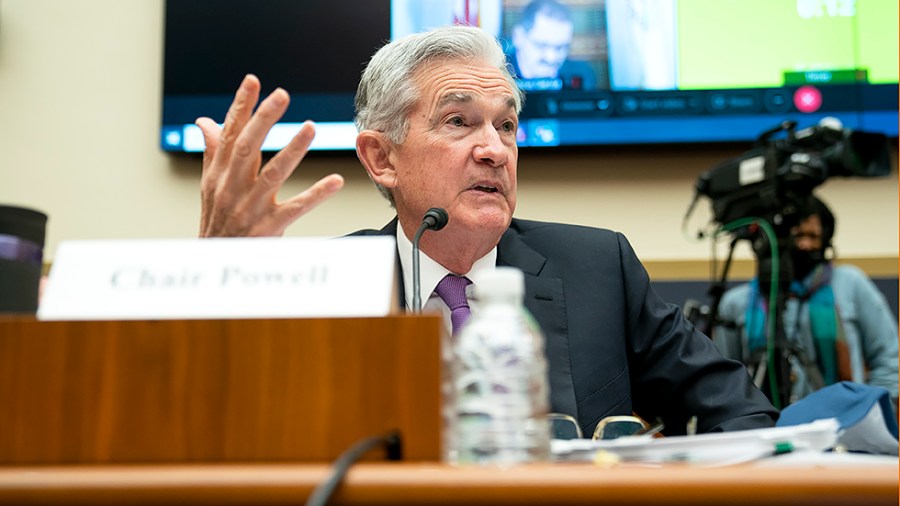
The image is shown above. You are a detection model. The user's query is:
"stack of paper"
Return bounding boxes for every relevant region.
[551,418,839,467]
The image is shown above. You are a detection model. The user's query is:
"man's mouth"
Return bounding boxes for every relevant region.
[472,185,498,193]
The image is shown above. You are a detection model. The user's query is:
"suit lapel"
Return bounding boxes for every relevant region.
[376,218,578,419]
[497,226,577,419]
[376,219,406,308]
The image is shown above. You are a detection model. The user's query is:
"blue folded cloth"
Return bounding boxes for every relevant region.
[776,381,898,455]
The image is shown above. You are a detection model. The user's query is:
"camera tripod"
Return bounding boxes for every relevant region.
[703,220,819,410]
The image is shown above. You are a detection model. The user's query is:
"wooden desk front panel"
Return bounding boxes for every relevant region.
[0,317,443,464]
[0,463,895,505]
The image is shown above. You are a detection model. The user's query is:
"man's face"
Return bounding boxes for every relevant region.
[791,215,824,252]
[388,59,519,239]
[512,13,574,79]
[790,214,825,279]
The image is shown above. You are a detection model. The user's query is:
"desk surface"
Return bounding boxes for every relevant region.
[1,461,897,505]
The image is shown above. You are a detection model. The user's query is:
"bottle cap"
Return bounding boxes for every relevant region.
[474,266,525,301]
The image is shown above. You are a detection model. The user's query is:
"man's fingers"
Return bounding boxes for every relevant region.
[232,88,291,169]
[255,121,317,189]
[276,173,345,225]
[218,74,261,161]
[195,117,222,173]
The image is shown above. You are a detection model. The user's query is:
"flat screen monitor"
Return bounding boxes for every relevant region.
[161,0,898,152]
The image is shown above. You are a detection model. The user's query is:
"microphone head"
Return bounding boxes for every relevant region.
[423,207,449,231]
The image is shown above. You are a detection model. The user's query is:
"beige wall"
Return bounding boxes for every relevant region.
[1,1,897,276]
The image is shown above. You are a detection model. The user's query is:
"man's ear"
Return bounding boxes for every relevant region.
[356,130,397,188]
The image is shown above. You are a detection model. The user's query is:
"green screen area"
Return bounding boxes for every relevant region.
[677,0,898,89]
[856,0,898,83]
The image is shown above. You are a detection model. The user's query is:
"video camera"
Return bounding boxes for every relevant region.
[695,118,891,228]
[688,118,892,408]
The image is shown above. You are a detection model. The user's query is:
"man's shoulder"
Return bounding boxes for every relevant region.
[347,228,386,237]
[508,218,618,242]
[832,262,868,280]
[831,262,881,298]
[347,218,397,237]
[559,59,594,74]
[719,282,752,316]
[504,218,629,261]
[558,59,597,88]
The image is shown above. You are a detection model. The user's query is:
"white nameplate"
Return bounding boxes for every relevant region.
[37,236,398,320]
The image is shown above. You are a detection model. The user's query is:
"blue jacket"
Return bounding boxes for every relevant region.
[716,263,899,401]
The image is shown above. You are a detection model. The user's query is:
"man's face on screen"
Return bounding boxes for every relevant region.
[512,12,574,79]
[388,59,519,240]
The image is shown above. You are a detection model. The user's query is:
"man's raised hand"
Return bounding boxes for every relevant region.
[195,74,344,237]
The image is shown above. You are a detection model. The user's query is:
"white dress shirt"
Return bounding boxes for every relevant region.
[395,222,497,334]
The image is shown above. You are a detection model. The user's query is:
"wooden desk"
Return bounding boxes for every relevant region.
[0,317,443,464]
[0,462,896,505]
[1,318,896,505]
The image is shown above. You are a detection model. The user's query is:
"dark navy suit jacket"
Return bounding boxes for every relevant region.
[354,217,778,436]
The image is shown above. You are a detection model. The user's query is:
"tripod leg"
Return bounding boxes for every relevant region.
[751,357,767,390]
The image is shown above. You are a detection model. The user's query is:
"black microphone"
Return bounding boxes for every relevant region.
[412,207,449,313]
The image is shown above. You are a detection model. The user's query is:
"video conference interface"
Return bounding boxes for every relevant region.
[162,0,898,152]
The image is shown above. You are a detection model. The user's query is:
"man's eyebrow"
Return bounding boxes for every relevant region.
[428,92,473,128]
[436,92,474,109]
[429,92,518,128]
[436,92,518,111]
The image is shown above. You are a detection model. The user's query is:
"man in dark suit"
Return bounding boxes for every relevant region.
[195,25,777,437]
[507,0,597,91]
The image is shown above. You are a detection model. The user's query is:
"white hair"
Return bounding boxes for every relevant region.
[354,25,523,206]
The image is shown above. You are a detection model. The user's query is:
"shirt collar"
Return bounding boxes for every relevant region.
[396,220,497,311]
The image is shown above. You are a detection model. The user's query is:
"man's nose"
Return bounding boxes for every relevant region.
[542,47,564,62]
[472,125,508,167]
[794,236,816,251]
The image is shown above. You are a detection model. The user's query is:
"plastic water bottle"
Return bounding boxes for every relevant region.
[444,267,551,465]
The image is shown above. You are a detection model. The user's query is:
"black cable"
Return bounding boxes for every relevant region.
[304,430,403,506]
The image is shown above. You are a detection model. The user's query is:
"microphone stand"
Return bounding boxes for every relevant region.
[412,227,426,313]
[411,208,448,313]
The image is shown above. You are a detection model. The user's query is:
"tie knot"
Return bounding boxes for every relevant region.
[434,275,471,310]
[434,275,472,335]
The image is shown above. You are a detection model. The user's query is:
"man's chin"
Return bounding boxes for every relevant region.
[458,208,511,234]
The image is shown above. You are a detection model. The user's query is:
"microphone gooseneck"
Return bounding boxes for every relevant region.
[412,207,449,313]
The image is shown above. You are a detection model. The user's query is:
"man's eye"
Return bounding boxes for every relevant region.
[449,117,465,127]
[500,121,516,133]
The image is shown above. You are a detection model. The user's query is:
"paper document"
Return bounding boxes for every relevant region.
[551,418,839,467]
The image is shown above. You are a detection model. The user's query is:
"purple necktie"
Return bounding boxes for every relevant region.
[434,275,472,334]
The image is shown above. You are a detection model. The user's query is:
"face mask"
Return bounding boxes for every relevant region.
[791,248,824,281]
